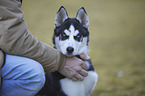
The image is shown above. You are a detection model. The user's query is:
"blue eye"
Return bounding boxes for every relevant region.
[74,35,83,42]
[62,33,67,37]
[76,35,80,38]
[59,33,69,40]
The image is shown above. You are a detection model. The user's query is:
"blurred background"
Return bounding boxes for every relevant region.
[22,0,145,96]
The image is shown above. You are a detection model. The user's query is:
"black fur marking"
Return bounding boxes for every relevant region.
[36,72,67,96]
[86,60,95,71]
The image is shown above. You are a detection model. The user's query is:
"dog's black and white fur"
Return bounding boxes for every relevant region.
[36,6,98,96]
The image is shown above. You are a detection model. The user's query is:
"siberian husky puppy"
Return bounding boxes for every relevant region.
[36,6,98,96]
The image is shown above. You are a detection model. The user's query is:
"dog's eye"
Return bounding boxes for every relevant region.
[74,35,83,42]
[62,33,67,37]
[76,35,81,38]
[75,34,81,38]
[59,33,69,40]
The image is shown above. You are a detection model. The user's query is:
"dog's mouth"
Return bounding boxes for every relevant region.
[60,50,75,57]
[65,53,75,57]
[66,54,74,57]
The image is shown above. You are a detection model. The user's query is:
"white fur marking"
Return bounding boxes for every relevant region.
[60,71,98,96]
[64,29,70,36]
[74,30,79,36]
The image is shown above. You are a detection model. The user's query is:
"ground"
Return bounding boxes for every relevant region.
[23,0,145,96]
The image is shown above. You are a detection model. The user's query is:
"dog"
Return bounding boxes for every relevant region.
[36,6,98,96]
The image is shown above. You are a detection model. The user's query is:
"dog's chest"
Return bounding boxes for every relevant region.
[60,71,98,96]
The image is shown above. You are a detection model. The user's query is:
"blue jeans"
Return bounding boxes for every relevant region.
[0,54,45,96]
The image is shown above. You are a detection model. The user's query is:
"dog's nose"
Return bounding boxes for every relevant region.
[66,47,74,54]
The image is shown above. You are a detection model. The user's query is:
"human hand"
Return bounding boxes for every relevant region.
[79,53,91,61]
[58,54,90,81]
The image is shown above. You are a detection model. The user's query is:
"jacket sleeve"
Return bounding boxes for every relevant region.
[0,0,66,72]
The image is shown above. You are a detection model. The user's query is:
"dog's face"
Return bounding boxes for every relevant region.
[53,6,90,56]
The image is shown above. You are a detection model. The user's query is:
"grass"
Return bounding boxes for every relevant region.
[23,0,145,96]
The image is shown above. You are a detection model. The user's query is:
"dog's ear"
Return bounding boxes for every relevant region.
[54,6,68,27]
[76,7,89,28]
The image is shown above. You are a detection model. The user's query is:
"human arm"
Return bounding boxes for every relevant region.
[0,0,66,72]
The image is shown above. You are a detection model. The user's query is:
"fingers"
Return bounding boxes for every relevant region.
[71,72,85,81]
[79,67,88,77]
[70,77,78,81]
[74,73,84,81]
[72,67,88,81]
[80,53,90,61]
[80,62,88,70]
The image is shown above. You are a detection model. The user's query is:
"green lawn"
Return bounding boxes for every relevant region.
[23,0,145,96]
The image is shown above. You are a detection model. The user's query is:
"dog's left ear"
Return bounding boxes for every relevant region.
[54,6,68,27]
[76,7,89,28]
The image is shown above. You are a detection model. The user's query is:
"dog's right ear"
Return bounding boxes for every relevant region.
[54,6,68,27]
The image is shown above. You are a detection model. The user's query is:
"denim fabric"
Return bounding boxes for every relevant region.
[0,54,45,96]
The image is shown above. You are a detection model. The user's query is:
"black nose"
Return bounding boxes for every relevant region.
[66,47,74,54]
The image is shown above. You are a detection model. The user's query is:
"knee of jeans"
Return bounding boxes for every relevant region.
[2,55,46,95]
[28,60,46,87]
[21,59,46,90]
